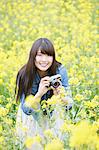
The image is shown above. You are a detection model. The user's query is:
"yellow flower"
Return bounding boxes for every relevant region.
[75,94,84,101]
[25,95,40,110]
[61,122,69,133]
[0,107,9,117]
[44,129,54,139]
[41,103,47,109]
[47,95,59,105]
[93,95,98,101]
[69,77,79,85]
[0,125,3,133]
[70,120,98,148]
[61,120,74,133]
[93,119,99,129]
[0,136,4,143]
[84,90,92,96]
[25,135,42,149]
[25,136,34,149]
[45,138,64,150]
[47,88,67,106]
[59,86,66,97]
[34,135,42,143]
[4,117,13,125]
[21,125,28,132]
[84,100,98,108]
[25,95,35,103]
[6,103,12,109]
[0,79,3,85]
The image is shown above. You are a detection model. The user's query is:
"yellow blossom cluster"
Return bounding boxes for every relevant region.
[45,138,64,150]
[25,135,42,149]
[69,120,99,149]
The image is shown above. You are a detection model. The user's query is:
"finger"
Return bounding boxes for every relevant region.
[51,87,59,95]
[40,81,50,88]
[53,90,58,95]
[42,81,50,84]
[43,83,50,88]
[56,85,62,89]
[41,76,50,81]
[50,86,54,90]
[51,87,58,92]
[54,88,61,95]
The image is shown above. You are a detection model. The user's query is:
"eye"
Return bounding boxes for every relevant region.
[37,53,42,56]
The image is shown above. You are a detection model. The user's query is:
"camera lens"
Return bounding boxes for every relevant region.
[50,74,62,88]
[53,81,60,88]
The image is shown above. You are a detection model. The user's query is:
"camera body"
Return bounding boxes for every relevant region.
[49,74,62,88]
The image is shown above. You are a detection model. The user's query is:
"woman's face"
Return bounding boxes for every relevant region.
[35,50,53,72]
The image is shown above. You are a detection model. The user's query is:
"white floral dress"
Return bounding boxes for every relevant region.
[15,102,68,150]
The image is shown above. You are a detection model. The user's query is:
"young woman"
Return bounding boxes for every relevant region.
[15,38,73,149]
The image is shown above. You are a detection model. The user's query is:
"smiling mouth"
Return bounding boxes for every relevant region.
[39,63,48,67]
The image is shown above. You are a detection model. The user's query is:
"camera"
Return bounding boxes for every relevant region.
[49,74,62,88]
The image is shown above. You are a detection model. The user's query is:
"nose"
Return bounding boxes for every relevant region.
[42,55,47,61]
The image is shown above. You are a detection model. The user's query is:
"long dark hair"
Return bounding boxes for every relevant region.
[15,38,61,102]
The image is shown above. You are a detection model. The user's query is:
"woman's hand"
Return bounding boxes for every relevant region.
[51,85,62,96]
[37,76,50,98]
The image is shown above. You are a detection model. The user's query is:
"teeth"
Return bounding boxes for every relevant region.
[40,64,48,67]
[40,63,48,67]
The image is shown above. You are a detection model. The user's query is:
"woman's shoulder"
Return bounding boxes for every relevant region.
[56,64,69,87]
[56,64,67,73]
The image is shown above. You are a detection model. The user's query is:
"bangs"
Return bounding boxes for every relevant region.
[38,39,55,56]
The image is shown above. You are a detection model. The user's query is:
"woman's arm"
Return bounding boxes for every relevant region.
[20,76,51,115]
[20,92,42,115]
[20,93,35,115]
